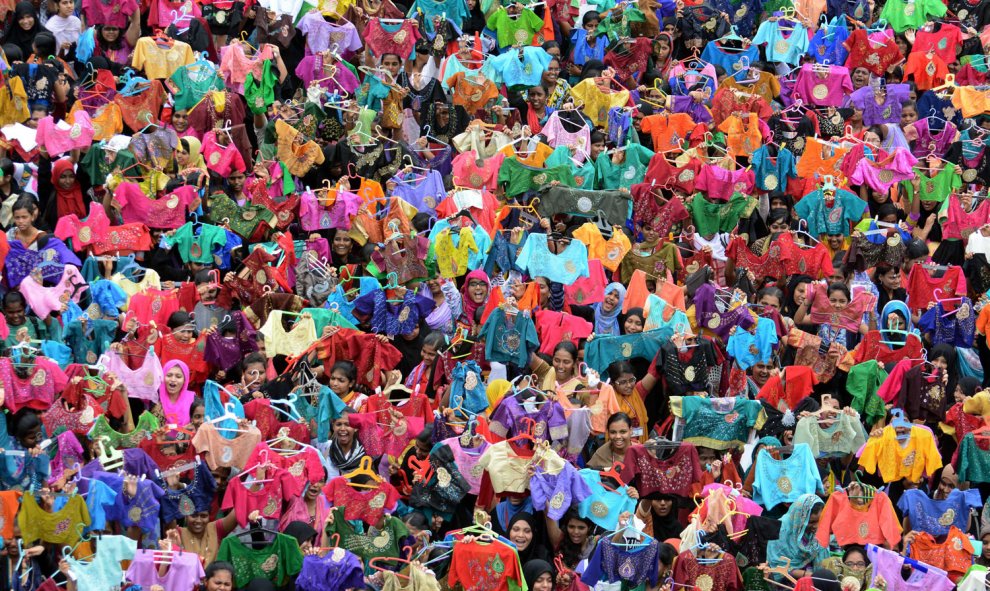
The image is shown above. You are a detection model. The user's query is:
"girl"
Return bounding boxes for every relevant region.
[793,282,872,350]
[91,15,141,66]
[37,155,88,227]
[328,360,364,410]
[523,560,555,591]
[588,411,634,468]
[578,282,626,336]
[4,2,39,58]
[460,270,490,328]
[200,561,235,591]
[158,360,196,427]
[507,512,552,563]
[173,137,208,185]
[0,409,50,490]
[547,509,598,568]
[606,360,660,441]
[405,332,447,398]
[622,307,645,334]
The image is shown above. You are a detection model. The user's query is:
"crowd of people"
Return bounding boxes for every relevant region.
[2,0,990,589]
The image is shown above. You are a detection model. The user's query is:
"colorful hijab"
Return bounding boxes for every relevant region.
[179,136,207,170]
[767,494,828,573]
[159,359,196,427]
[592,283,627,336]
[460,270,490,325]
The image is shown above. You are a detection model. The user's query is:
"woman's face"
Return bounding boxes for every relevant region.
[851,68,870,89]
[655,40,671,62]
[467,278,489,304]
[828,289,849,311]
[759,293,781,313]
[58,168,75,190]
[880,268,902,291]
[11,207,35,233]
[566,518,589,545]
[176,147,190,168]
[57,0,73,16]
[602,289,620,313]
[186,511,210,535]
[509,520,533,551]
[528,85,547,111]
[172,110,190,132]
[901,106,918,126]
[18,12,34,30]
[805,508,821,535]
[533,573,553,591]
[844,550,867,572]
[864,130,881,145]
[536,278,550,306]
[101,25,120,42]
[624,314,643,334]
[608,418,632,451]
[228,171,246,192]
[886,312,905,332]
[333,416,355,446]
[511,281,527,301]
[421,343,438,367]
[542,59,560,86]
[382,55,402,78]
[164,366,185,396]
[333,232,353,257]
[329,369,354,396]
[306,480,324,500]
[792,282,809,307]
[655,497,673,517]
[242,363,265,387]
[205,570,234,591]
[190,405,205,430]
[932,356,949,372]
[434,103,450,128]
[552,349,576,379]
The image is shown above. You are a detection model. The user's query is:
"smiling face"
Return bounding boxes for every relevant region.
[607,416,632,451]
[552,348,576,380]
[509,520,533,551]
[467,278,489,304]
[602,289,620,313]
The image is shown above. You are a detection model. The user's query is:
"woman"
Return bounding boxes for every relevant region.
[547,509,597,568]
[0,409,50,490]
[589,412,633,469]
[176,508,240,565]
[534,342,586,402]
[513,85,553,134]
[508,512,552,563]
[622,307,645,334]
[523,559,555,591]
[606,361,659,441]
[173,137,208,183]
[580,282,626,336]
[542,57,572,110]
[649,33,674,79]
[92,18,140,66]
[159,360,196,427]
[38,156,87,228]
[783,275,813,321]
[4,2,39,58]
[460,270,490,327]
[329,228,360,266]
[766,494,828,578]
[280,476,331,544]
[873,264,906,315]
[325,410,366,479]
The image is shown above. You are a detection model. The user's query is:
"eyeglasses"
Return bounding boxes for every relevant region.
[546,67,561,73]
[844,562,867,569]
[614,378,637,387]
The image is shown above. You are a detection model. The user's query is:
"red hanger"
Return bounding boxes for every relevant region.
[600,461,626,492]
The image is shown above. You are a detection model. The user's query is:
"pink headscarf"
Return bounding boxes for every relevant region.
[460,270,490,326]
[159,359,196,427]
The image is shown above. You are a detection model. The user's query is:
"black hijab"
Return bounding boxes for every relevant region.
[523,560,555,589]
[5,2,38,59]
[651,494,685,541]
[783,274,814,319]
[508,512,552,563]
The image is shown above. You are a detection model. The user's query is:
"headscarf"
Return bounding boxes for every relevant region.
[52,158,86,219]
[328,429,366,473]
[507,511,550,563]
[460,270,490,325]
[929,343,959,405]
[523,560,554,589]
[767,494,828,573]
[620,307,645,334]
[592,283,626,336]
[495,497,534,533]
[5,2,39,59]
[284,521,318,546]
[159,359,195,426]
[811,569,841,591]
[179,137,206,170]
[651,494,685,541]
[783,275,814,319]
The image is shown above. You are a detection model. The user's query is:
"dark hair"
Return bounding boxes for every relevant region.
[659,542,678,566]
[842,545,869,565]
[11,408,42,444]
[32,32,55,58]
[403,511,430,530]
[757,286,784,304]
[906,238,929,260]
[826,283,851,301]
[876,203,901,222]
[582,10,600,24]
[189,396,204,416]
[541,40,560,52]
[423,332,446,350]
[167,310,193,330]
[552,341,578,360]
[590,130,606,145]
[557,508,595,566]
[10,195,37,215]
[330,360,358,383]
[607,361,635,382]
[204,561,236,581]
[242,352,266,369]
[3,290,26,308]
[0,158,14,181]
[193,269,216,285]
[605,411,632,430]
